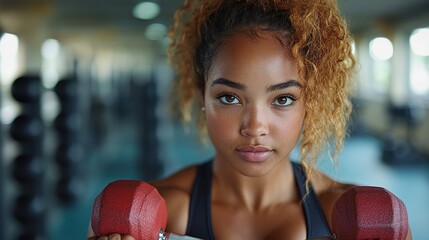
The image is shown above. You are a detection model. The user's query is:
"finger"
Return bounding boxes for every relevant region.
[108,234,121,240]
[121,235,136,240]
[97,237,108,240]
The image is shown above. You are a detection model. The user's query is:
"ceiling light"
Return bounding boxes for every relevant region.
[369,37,393,61]
[133,2,160,20]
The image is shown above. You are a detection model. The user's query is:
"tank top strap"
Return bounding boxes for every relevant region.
[185,160,215,239]
[186,160,332,239]
[291,161,333,239]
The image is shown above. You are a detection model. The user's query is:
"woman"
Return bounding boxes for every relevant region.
[89,0,411,239]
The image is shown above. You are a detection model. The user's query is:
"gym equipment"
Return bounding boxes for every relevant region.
[11,154,44,183]
[53,77,82,205]
[53,78,78,101]
[54,111,80,134]
[382,103,425,165]
[56,176,83,204]
[9,75,46,239]
[138,80,163,180]
[13,193,46,224]
[92,181,409,240]
[9,114,43,142]
[16,232,45,240]
[91,180,200,240]
[55,142,82,167]
[332,186,409,240]
[11,75,42,103]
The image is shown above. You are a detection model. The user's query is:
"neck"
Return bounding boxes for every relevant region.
[212,158,298,211]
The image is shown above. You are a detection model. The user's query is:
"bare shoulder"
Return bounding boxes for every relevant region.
[150,165,198,235]
[310,170,355,229]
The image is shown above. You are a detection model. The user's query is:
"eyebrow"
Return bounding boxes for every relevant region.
[266,80,302,92]
[210,78,302,92]
[211,78,246,90]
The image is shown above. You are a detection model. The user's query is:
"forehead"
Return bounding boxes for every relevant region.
[207,32,299,83]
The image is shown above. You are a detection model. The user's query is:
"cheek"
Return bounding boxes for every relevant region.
[204,90,240,139]
[273,109,305,140]
[206,110,238,141]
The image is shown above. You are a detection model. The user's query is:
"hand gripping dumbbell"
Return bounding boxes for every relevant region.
[91,180,201,240]
[330,186,409,240]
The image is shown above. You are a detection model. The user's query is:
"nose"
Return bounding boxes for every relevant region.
[240,105,269,138]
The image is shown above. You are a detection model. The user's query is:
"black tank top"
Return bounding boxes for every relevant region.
[185,160,333,239]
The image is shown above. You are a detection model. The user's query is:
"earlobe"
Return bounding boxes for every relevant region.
[200,96,206,112]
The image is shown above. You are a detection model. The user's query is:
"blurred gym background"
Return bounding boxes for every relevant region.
[0,0,428,239]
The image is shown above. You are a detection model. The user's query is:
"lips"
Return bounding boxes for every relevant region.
[235,145,273,163]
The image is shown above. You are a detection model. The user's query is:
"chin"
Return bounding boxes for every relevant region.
[236,162,277,178]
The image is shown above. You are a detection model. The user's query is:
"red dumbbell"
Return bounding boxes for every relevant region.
[91,180,200,240]
[332,186,409,240]
[92,181,409,240]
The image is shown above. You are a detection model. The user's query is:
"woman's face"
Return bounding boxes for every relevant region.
[204,32,305,177]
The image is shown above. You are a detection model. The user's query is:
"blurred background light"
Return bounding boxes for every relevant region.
[369,37,394,61]
[41,39,60,60]
[410,28,429,57]
[133,1,160,20]
[144,23,167,41]
[0,33,19,85]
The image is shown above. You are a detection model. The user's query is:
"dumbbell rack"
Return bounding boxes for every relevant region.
[9,75,47,239]
[53,77,83,204]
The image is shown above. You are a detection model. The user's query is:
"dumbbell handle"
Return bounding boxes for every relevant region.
[166,235,201,240]
[159,229,201,240]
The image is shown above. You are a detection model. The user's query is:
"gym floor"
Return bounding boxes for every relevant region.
[43,119,429,240]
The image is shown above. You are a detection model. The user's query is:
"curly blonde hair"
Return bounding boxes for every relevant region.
[168,0,356,184]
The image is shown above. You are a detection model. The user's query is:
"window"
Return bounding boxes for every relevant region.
[368,37,394,94]
[409,27,429,97]
[0,33,19,85]
[0,33,20,124]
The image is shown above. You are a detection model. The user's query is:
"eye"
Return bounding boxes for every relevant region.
[273,96,295,107]
[217,94,240,105]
